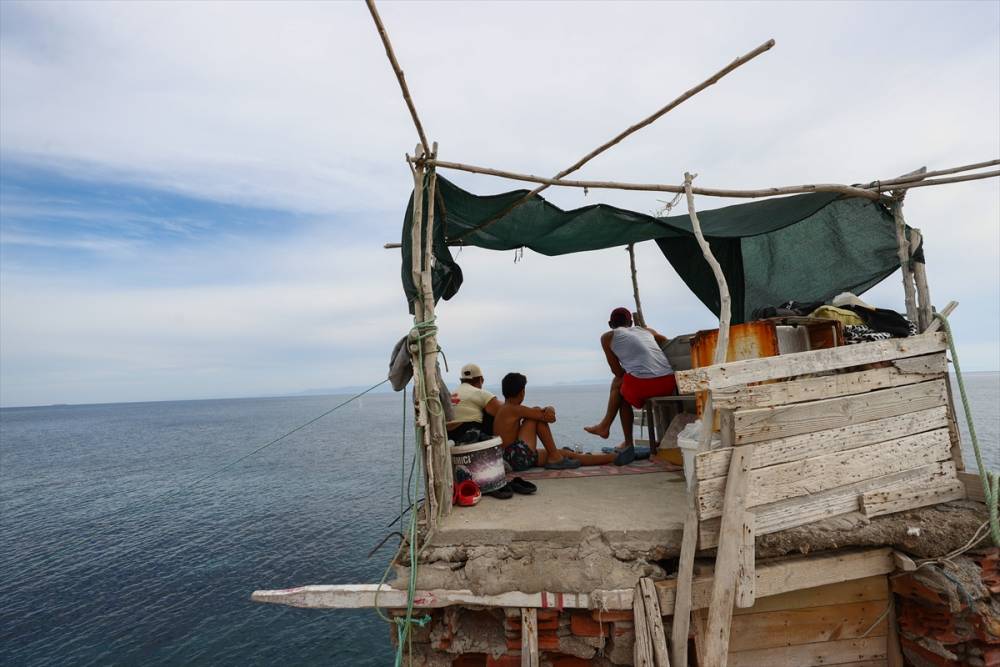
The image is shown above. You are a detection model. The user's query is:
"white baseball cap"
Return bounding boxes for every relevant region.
[460,363,484,379]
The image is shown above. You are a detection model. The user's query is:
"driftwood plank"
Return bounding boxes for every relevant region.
[676,332,947,393]
[732,379,947,444]
[712,353,946,409]
[696,407,949,481]
[860,480,966,518]
[703,445,754,667]
[698,462,957,548]
[696,429,953,519]
[958,471,988,503]
[521,608,538,667]
[727,636,888,667]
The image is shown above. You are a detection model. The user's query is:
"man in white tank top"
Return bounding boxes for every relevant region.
[584,307,676,465]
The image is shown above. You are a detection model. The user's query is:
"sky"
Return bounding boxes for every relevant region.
[1,1,998,407]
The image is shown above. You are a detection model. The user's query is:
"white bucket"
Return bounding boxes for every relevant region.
[451,437,506,493]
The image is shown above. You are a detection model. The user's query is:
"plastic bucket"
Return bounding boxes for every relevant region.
[451,437,506,493]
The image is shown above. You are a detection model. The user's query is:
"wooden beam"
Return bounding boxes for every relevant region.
[696,406,949,481]
[860,480,966,518]
[521,608,539,667]
[364,0,431,155]
[252,548,896,613]
[453,39,777,241]
[696,428,953,519]
[670,494,699,667]
[910,229,934,331]
[732,575,888,616]
[892,195,920,324]
[676,332,947,393]
[731,379,948,445]
[431,158,883,203]
[633,581,656,667]
[710,353,947,410]
[698,462,957,548]
[703,444,755,666]
[922,300,958,334]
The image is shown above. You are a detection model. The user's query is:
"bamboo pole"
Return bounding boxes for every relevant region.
[627,243,646,327]
[365,0,431,156]
[451,39,776,241]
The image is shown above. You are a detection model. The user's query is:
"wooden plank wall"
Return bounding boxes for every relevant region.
[680,333,966,549]
[693,576,893,667]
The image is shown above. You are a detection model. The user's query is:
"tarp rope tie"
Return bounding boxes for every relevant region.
[934,312,1000,546]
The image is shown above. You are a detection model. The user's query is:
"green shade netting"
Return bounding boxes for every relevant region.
[402,176,906,322]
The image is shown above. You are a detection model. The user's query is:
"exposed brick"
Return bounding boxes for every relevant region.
[538,635,560,651]
[484,655,519,667]
[569,612,608,637]
[451,655,487,667]
[536,609,559,621]
[590,609,633,623]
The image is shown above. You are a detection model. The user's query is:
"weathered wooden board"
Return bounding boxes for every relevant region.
[860,480,966,518]
[696,429,952,519]
[676,332,947,393]
[732,379,947,445]
[698,463,957,548]
[732,575,888,616]
[720,600,888,652]
[633,581,656,667]
[736,514,755,609]
[638,578,670,667]
[695,407,949,481]
[711,353,947,410]
[727,636,888,667]
[521,608,538,667]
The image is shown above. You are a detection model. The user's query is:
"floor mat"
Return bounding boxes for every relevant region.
[515,457,682,480]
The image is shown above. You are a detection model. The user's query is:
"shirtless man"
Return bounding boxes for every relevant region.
[584,307,676,465]
[494,373,615,471]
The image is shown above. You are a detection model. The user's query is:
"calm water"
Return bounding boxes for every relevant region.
[1,376,997,666]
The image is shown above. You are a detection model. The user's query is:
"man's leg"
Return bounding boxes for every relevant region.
[618,397,635,448]
[517,419,550,466]
[584,375,623,439]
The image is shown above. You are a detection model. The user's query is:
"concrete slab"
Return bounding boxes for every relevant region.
[431,471,688,550]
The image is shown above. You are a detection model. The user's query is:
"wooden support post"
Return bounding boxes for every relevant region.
[639,578,671,666]
[416,143,453,519]
[670,492,699,667]
[910,229,934,332]
[887,596,904,667]
[892,198,919,324]
[703,444,755,667]
[521,608,539,667]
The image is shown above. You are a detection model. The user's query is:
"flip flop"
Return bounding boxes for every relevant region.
[509,477,537,495]
[602,445,651,458]
[545,457,582,470]
[487,484,514,499]
[614,446,637,467]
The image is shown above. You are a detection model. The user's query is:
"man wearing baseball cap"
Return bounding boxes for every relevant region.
[447,363,501,442]
[584,307,676,465]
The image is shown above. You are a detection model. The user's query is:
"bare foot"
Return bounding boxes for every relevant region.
[584,424,610,439]
[614,441,629,451]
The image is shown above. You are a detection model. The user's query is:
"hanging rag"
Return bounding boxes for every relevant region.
[388,336,455,421]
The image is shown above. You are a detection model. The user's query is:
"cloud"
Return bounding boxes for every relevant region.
[0,0,997,406]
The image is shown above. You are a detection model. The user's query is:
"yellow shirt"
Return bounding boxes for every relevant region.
[809,305,865,327]
[450,382,495,425]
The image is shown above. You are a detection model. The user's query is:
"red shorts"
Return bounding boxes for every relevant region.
[620,373,677,409]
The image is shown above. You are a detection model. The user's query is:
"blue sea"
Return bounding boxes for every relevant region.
[1,376,997,666]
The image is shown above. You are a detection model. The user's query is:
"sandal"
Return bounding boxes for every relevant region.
[509,477,537,495]
[487,484,514,499]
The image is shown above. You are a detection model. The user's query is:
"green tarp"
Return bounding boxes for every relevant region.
[402,176,906,323]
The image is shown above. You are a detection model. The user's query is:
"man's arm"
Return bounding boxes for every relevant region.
[483,396,501,417]
[644,327,669,345]
[601,332,626,377]
[514,404,555,423]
